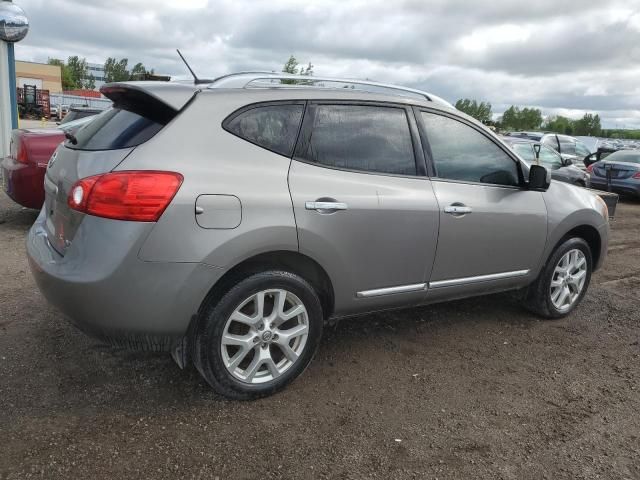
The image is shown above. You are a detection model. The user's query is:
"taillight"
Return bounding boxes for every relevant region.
[67,171,183,222]
[633,172,640,180]
[586,164,594,173]
[11,137,29,165]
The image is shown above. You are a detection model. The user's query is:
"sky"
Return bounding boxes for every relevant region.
[13,0,640,128]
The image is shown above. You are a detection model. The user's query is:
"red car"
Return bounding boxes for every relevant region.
[2,115,96,209]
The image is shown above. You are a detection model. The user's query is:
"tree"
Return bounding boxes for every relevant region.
[104,57,130,83]
[84,75,96,90]
[455,98,492,123]
[48,58,76,90]
[281,55,314,84]
[129,62,148,80]
[573,113,602,136]
[500,105,542,130]
[544,115,574,135]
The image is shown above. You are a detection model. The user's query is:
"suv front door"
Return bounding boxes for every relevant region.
[417,110,548,299]
[288,103,439,316]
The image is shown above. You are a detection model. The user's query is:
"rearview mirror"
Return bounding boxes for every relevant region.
[533,144,541,160]
[528,164,551,191]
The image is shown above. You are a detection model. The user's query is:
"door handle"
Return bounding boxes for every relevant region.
[444,204,472,215]
[305,201,348,212]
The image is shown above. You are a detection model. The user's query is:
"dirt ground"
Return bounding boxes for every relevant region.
[1,191,639,480]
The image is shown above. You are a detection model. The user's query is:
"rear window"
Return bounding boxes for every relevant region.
[67,108,164,151]
[224,103,304,157]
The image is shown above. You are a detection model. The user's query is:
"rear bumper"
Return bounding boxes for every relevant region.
[27,210,224,351]
[1,156,45,209]
[590,178,640,197]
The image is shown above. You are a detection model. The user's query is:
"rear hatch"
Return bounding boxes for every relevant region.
[43,82,198,255]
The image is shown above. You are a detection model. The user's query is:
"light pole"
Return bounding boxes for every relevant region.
[0,0,29,157]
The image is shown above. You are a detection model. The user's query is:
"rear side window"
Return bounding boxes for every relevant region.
[421,112,519,187]
[224,104,304,157]
[69,108,164,151]
[297,104,416,176]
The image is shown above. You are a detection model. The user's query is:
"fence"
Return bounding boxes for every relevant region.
[49,93,112,110]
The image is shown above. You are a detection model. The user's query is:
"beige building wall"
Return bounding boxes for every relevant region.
[15,61,63,93]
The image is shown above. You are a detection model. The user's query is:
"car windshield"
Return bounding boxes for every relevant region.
[605,150,640,164]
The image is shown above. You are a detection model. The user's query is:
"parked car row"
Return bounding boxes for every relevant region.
[506,132,592,168]
[501,136,591,188]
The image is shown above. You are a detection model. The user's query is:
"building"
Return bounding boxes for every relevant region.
[86,62,106,90]
[15,60,62,92]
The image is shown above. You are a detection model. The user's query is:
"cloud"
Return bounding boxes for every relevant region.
[13,0,640,127]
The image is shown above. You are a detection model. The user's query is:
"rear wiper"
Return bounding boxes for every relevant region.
[64,131,78,145]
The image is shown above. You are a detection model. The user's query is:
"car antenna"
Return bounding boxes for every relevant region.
[176,49,213,84]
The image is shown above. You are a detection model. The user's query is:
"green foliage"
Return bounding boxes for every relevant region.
[543,113,602,137]
[573,113,601,136]
[66,56,93,89]
[129,62,149,80]
[454,98,492,123]
[104,57,130,83]
[47,58,76,90]
[501,106,543,131]
[281,55,314,84]
[544,115,573,135]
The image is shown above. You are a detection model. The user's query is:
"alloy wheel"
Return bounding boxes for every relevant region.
[220,289,309,384]
[550,248,588,312]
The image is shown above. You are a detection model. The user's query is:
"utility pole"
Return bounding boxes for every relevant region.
[0,0,29,157]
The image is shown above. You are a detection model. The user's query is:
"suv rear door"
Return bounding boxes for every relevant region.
[288,102,439,316]
[417,109,548,298]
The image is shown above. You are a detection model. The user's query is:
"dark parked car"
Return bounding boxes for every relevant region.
[587,150,640,198]
[58,106,104,125]
[502,136,591,187]
[1,115,97,208]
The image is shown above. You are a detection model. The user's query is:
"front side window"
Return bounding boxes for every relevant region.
[538,145,564,169]
[512,143,536,163]
[421,112,519,187]
[297,104,416,176]
[224,104,304,157]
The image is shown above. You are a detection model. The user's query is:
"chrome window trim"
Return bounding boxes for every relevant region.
[429,270,530,289]
[356,283,427,298]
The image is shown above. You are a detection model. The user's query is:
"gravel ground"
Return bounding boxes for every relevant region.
[1,192,639,480]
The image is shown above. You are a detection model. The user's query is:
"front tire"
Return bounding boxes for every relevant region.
[523,237,592,319]
[194,271,323,400]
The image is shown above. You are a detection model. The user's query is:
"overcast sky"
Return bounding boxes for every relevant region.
[14,0,640,128]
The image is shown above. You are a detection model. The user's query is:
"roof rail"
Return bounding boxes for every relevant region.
[205,72,453,108]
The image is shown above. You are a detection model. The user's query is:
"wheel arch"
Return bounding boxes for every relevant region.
[551,223,602,270]
[198,250,335,321]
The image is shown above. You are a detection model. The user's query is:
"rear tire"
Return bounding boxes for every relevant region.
[523,237,592,319]
[194,271,323,400]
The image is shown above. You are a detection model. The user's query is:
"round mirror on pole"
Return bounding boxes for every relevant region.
[0,1,29,42]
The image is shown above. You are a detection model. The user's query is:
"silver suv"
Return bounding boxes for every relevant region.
[28,74,609,399]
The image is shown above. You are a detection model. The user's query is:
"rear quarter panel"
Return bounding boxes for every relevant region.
[127,92,299,267]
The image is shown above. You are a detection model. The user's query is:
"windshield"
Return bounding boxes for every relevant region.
[605,150,640,164]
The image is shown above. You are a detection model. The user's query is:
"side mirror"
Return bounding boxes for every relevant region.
[528,164,551,191]
[562,156,574,166]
